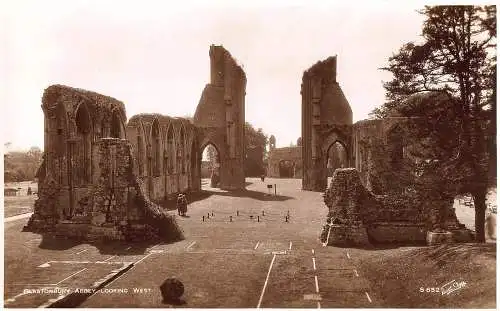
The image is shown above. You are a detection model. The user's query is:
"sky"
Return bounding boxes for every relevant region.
[2,0,429,152]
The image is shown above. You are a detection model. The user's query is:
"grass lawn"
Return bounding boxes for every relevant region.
[4,195,35,218]
[358,243,496,308]
[4,178,497,308]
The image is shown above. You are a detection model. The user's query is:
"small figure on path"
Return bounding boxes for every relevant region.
[27,186,32,196]
[176,194,184,216]
[261,174,265,182]
[176,194,188,216]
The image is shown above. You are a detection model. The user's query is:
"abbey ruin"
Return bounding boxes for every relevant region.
[23,46,472,245]
[299,56,472,245]
[24,45,246,240]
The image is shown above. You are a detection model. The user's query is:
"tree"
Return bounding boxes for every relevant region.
[374,5,496,242]
[244,122,268,177]
[3,146,44,182]
[204,145,218,167]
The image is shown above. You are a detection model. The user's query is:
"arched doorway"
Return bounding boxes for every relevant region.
[326,141,348,185]
[201,143,220,189]
[279,160,295,178]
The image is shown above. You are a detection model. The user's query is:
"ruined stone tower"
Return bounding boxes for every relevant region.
[194,45,246,190]
[301,56,353,191]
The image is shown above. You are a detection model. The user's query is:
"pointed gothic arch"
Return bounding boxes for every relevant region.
[136,120,147,177]
[178,124,186,174]
[165,123,176,174]
[151,118,161,177]
[74,101,92,185]
[110,109,126,139]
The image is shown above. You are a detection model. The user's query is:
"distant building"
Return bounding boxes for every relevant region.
[4,188,19,196]
[267,145,302,178]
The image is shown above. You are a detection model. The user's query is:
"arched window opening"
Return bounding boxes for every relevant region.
[166,127,175,174]
[137,132,144,176]
[75,103,92,185]
[54,103,68,185]
[151,120,161,177]
[110,111,122,138]
[388,126,405,166]
[55,103,67,158]
[178,127,186,174]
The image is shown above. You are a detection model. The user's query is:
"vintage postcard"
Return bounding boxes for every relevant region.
[2,1,496,309]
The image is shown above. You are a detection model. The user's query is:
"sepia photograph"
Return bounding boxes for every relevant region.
[2,0,497,309]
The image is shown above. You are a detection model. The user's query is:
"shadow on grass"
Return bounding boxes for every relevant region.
[329,240,427,250]
[156,189,294,210]
[163,298,187,306]
[202,189,294,202]
[34,234,180,256]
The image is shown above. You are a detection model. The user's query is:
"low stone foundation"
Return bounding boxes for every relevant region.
[426,231,453,245]
[321,168,474,246]
[450,228,475,243]
[367,222,427,243]
[325,224,370,246]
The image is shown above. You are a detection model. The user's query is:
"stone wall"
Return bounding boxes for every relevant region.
[302,56,353,191]
[267,146,302,178]
[320,168,472,246]
[25,86,184,242]
[126,114,199,201]
[194,45,246,190]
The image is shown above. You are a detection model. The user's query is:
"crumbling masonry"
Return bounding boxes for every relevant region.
[24,45,246,241]
[300,56,473,245]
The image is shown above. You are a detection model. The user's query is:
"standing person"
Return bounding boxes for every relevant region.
[181,194,188,216]
[176,194,183,216]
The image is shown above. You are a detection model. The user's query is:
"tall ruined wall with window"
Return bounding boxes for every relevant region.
[193,45,246,190]
[126,114,200,202]
[24,85,184,242]
[34,85,127,223]
[301,56,353,192]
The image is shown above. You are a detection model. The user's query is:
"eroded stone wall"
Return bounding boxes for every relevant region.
[320,168,472,246]
[126,114,200,201]
[301,56,353,191]
[25,86,184,242]
[193,45,247,190]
